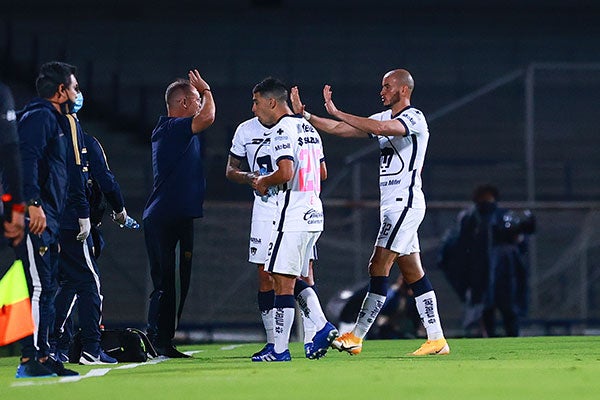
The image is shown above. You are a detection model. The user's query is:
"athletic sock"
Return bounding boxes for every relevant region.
[294,280,328,333]
[273,295,295,354]
[258,290,275,344]
[353,276,389,338]
[410,275,445,340]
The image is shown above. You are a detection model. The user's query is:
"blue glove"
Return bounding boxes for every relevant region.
[121,215,140,230]
[111,208,140,230]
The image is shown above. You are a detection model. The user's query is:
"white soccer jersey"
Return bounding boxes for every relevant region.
[369,106,429,211]
[268,115,324,232]
[229,117,277,222]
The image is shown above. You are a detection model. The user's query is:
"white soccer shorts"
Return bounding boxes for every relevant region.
[264,231,321,277]
[248,219,273,264]
[375,207,424,255]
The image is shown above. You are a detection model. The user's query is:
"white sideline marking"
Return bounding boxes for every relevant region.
[220,345,243,351]
[10,347,227,387]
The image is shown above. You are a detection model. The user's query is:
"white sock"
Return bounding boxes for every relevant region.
[301,312,317,344]
[353,292,386,339]
[261,309,275,344]
[296,287,328,332]
[273,307,294,354]
[414,290,444,340]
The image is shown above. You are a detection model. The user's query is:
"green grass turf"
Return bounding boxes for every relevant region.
[1,336,599,400]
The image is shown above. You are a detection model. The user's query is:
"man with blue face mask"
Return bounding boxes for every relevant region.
[15,61,89,378]
[50,86,140,365]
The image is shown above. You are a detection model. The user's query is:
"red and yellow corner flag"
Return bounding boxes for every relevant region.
[0,260,34,346]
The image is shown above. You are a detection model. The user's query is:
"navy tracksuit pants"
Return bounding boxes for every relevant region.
[52,229,103,356]
[144,216,194,347]
[15,228,59,359]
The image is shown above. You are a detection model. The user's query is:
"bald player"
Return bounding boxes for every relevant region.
[290,69,450,356]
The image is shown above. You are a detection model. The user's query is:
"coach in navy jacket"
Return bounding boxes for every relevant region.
[143,69,215,358]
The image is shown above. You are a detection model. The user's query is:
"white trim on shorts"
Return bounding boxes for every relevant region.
[264,231,321,277]
[375,207,424,255]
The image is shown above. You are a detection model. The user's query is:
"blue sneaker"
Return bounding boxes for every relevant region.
[304,343,313,359]
[15,359,57,378]
[307,322,338,360]
[251,343,274,359]
[251,349,291,362]
[79,350,118,365]
[42,357,79,376]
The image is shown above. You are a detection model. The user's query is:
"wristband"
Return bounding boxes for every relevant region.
[303,110,312,121]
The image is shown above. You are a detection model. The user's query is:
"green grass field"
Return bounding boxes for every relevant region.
[1,336,599,400]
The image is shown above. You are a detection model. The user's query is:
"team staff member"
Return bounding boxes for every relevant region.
[143,69,215,358]
[52,93,138,365]
[291,69,449,356]
[15,61,87,378]
[0,82,25,246]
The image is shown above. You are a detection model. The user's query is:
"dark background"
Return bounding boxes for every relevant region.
[1,0,599,342]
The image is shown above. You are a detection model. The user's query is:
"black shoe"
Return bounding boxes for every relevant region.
[155,345,191,358]
[15,359,56,378]
[42,357,79,376]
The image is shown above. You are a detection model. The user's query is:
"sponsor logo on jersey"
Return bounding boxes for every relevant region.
[274,135,288,142]
[380,178,402,187]
[274,143,291,151]
[402,112,417,126]
[251,138,270,144]
[297,123,316,134]
[250,237,262,244]
[277,128,284,135]
[303,208,324,224]
[297,136,320,146]
[250,247,257,255]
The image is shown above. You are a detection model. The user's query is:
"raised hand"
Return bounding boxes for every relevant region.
[323,84,339,117]
[290,86,305,114]
[188,69,210,92]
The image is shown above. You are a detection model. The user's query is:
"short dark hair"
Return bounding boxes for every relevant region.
[165,79,193,107]
[36,61,77,99]
[252,77,288,103]
[472,184,500,203]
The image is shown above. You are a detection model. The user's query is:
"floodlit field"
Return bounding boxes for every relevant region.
[1,336,599,400]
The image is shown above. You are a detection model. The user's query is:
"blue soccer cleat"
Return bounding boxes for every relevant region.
[251,349,291,362]
[304,342,313,359]
[251,343,274,359]
[307,322,338,360]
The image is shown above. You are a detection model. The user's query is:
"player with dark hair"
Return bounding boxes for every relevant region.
[14,61,89,378]
[250,77,338,362]
[0,82,25,247]
[143,69,215,358]
[227,83,323,359]
[291,69,449,356]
